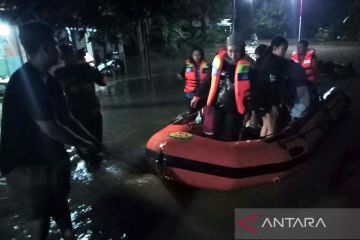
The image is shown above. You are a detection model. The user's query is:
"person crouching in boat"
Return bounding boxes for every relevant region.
[191,33,252,141]
[177,47,211,113]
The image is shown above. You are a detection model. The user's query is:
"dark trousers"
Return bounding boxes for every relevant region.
[214,107,244,141]
[185,96,206,114]
[307,82,321,102]
[72,111,103,142]
[72,111,103,167]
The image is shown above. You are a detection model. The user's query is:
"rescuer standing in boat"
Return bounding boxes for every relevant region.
[191,33,252,141]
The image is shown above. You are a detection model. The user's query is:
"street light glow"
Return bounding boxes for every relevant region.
[0,24,10,36]
[298,0,303,41]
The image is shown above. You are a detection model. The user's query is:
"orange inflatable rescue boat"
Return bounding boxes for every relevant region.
[145,88,349,191]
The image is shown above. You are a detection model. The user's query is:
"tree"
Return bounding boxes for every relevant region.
[0,0,233,53]
[344,0,360,40]
[255,0,288,38]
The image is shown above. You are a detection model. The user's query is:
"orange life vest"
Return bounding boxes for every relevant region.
[217,47,227,55]
[207,52,251,114]
[291,48,319,83]
[184,60,209,93]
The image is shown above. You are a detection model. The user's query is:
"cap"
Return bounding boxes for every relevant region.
[226,33,244,48]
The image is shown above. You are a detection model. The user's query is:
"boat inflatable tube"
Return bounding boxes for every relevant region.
[145,87,350,190]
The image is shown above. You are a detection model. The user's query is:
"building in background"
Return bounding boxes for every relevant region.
[0,22,26,96]
[0,22,125,98]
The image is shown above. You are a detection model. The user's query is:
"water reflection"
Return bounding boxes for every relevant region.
[89,182,179,240]
[73,160,94,183]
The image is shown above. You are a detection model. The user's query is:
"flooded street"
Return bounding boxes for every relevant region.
[1,42,360,239]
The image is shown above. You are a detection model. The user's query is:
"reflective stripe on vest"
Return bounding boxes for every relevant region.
[235,60,251,114]
[184,60,209,92]
[207,52,251,114]
[291,49,318,83]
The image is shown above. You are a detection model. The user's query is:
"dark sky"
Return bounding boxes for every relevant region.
[237,0,351,38]
[288,0,350,38]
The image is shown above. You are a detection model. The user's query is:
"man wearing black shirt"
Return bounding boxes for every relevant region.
[251,36,288,137]
[55,44,106,169]
[0,22,99,240]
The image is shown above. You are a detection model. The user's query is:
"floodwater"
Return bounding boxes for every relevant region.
[0,43,360,240]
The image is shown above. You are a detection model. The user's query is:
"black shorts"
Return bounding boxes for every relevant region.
[5,162,71,221]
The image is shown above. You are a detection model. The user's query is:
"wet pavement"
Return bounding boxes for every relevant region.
[1,42,360,239]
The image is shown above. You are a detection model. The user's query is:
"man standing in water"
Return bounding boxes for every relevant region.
[55,44,106,170]
[0,21,100,239]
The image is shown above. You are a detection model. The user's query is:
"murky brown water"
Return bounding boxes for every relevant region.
[1,42,360,240]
